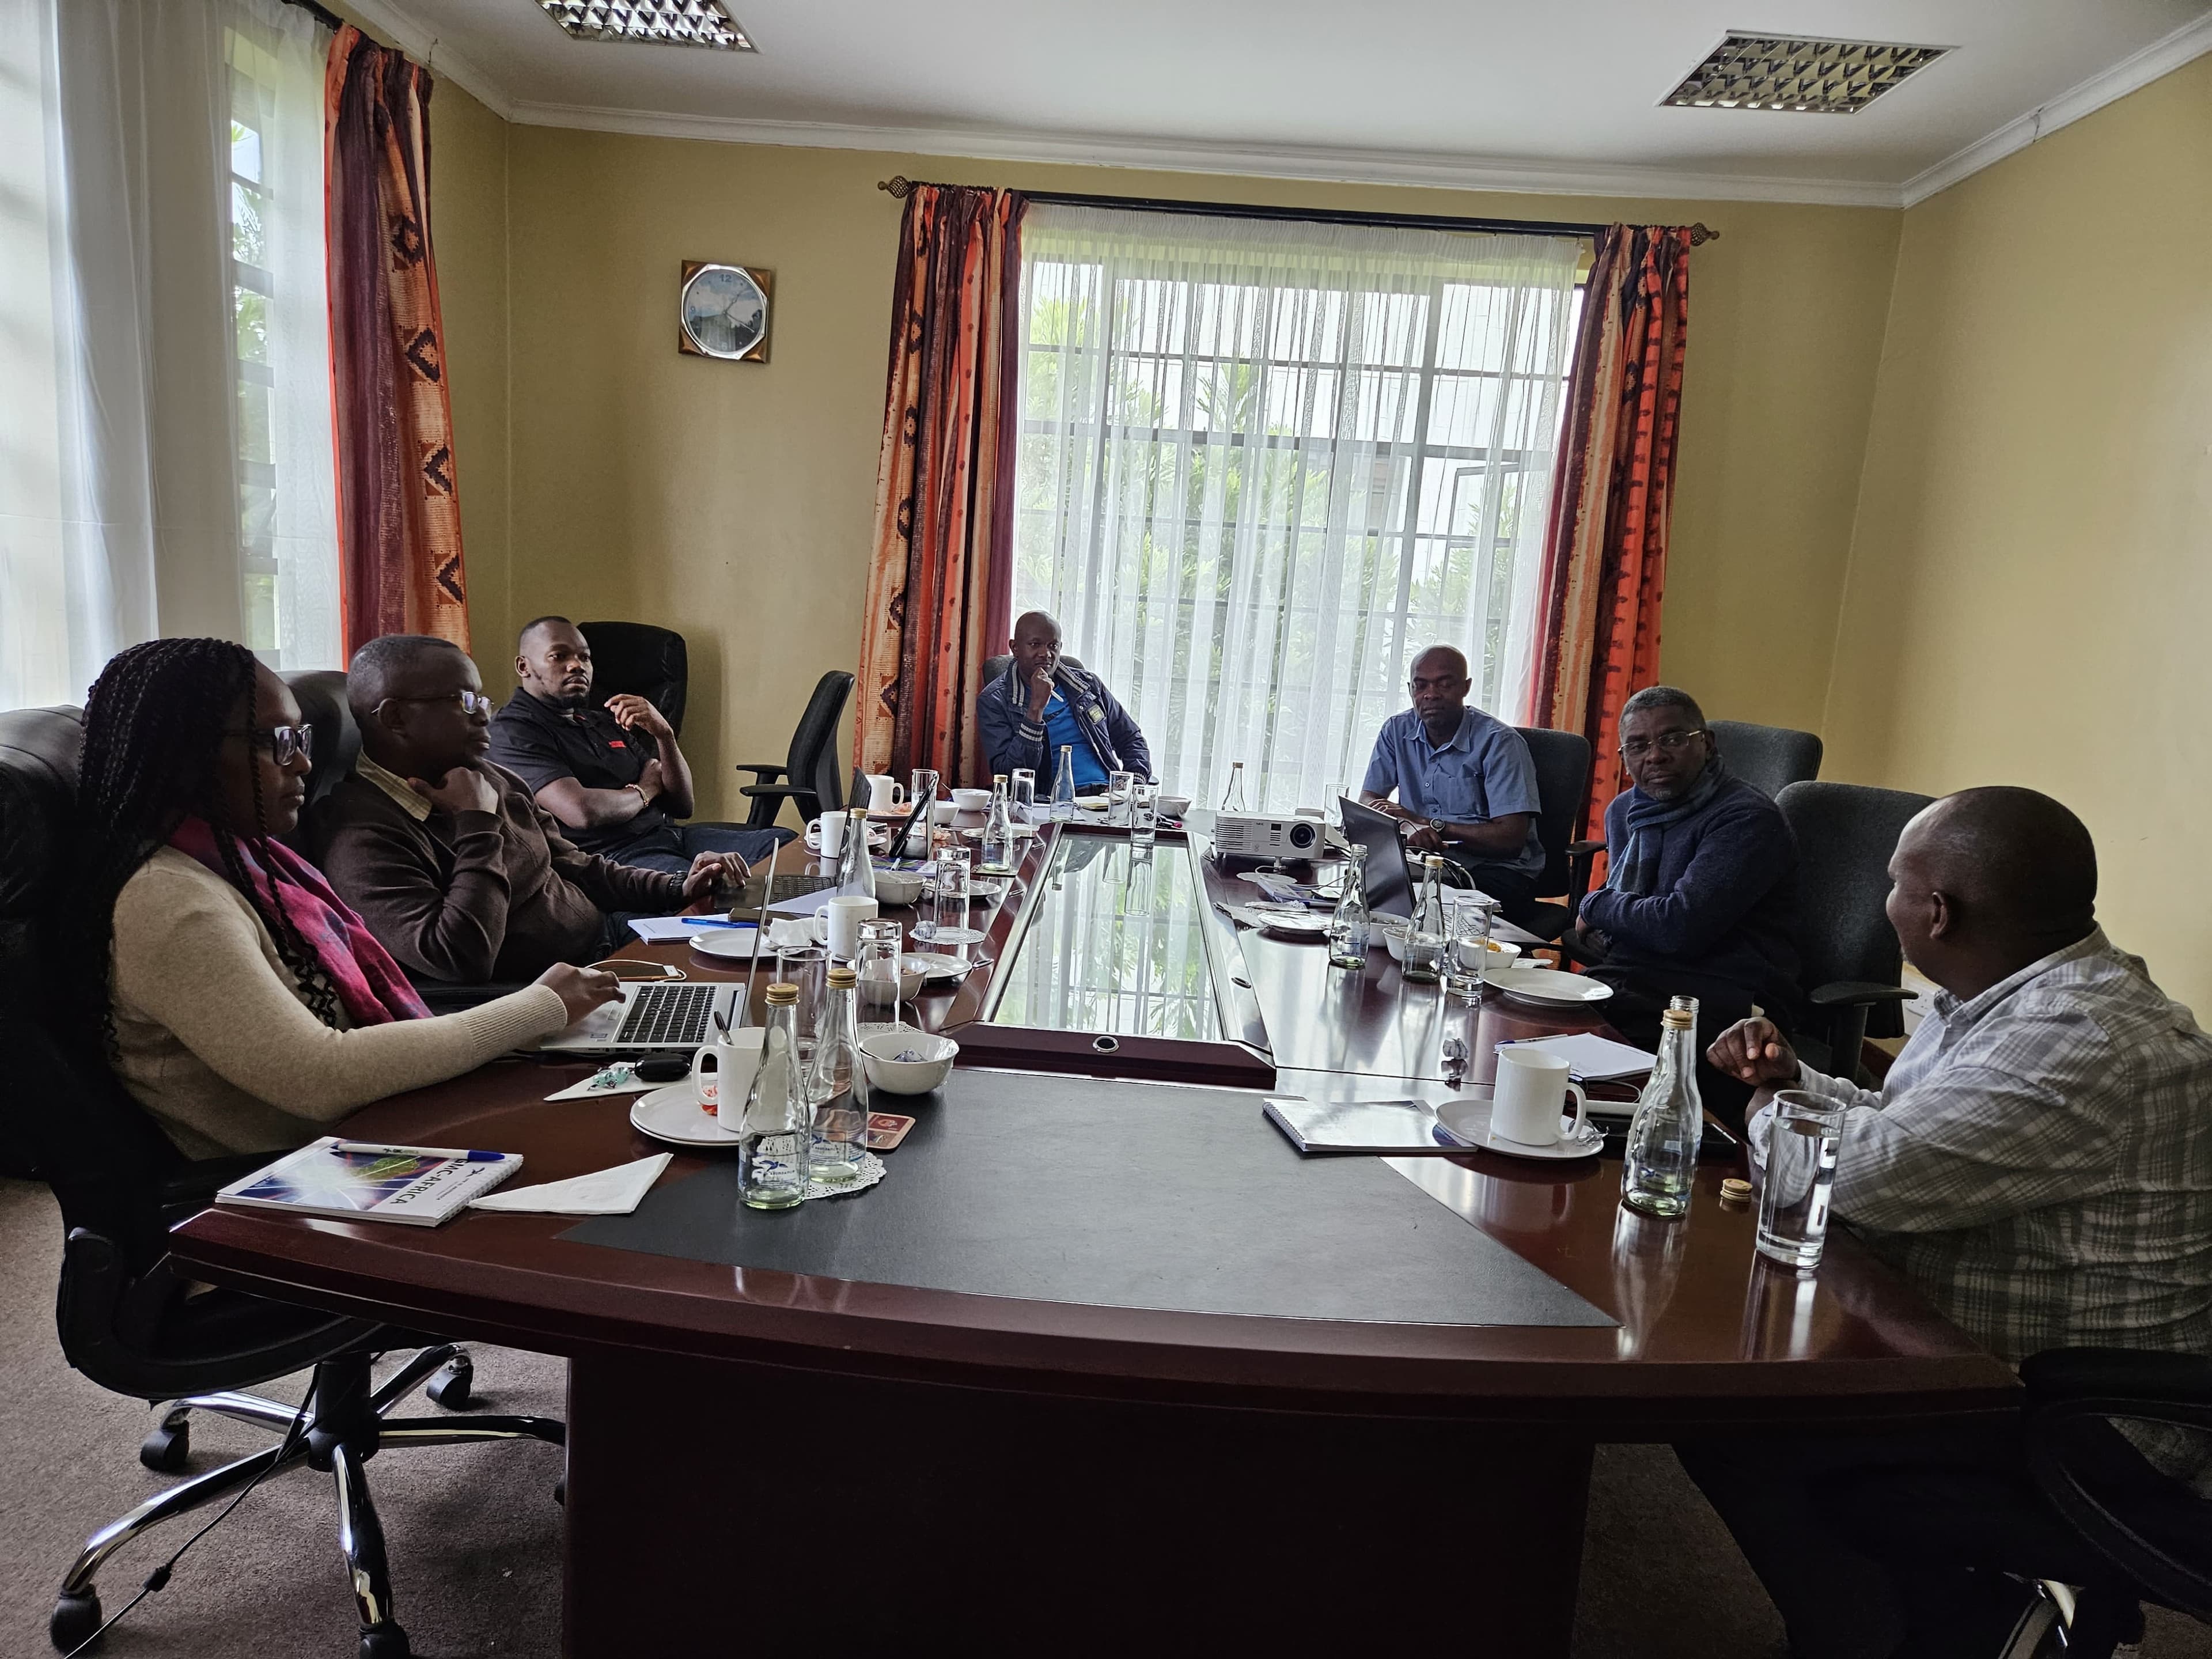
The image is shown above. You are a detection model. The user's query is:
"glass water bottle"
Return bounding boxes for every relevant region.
[980,773,1016,873]
[1621,996,1703,1219]
[805,965,870,1184]
[1051,745,1077,821]
[738,983,810,1210]
[1219,761,1248,813]
[1402,854,1448,984]
[1327,845,1372,969]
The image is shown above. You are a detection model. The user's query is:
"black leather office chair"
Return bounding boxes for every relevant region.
[1775,779,1932,1080]
[736,669,853,830]
[0,705,563,1659]
[1709,719,1823,800]
[1514,726,1602,942]
[286,668,361,823]
[578,620,687,737]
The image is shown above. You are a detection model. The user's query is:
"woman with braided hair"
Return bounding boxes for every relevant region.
[67,638,618,1157]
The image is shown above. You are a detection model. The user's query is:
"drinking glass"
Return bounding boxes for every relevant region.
[1129,781,1158,849]
[773,944,828,1055]
[923,846,969,945]
[854,917,906,1027]
[1008,768,1037,816]
[1106,770,1135,828]
[906,768,941,857]
[1441,896,1498,1002]
[1756,1090,1848,1271]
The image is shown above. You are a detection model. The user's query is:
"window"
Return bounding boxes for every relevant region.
[1013,206,1583,815]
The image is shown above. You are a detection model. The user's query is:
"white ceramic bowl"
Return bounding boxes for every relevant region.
[859,1028,957,1094]
[950,787,992,812]
[873,869,925,907]
[1156,794,1191,819]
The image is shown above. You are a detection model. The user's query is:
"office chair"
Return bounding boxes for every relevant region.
[577,620,688,737]
[736,669,853,830]
[1709,719,1823,800]
[286,668,362,820]
[1774,779,1933,1081]
[0,705,564,1659]
[1513,726,1603,942]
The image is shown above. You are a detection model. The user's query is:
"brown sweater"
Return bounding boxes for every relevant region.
[308,760,683,983]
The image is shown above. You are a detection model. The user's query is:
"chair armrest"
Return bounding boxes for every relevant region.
[1566,838,1606,857]
[1562,838,1605,925]
[733,762,788,783]
[1552,933,1604,967]
[2024,1347,2212,1411]
[738,782,813,800]
[1808,980,1919,1008]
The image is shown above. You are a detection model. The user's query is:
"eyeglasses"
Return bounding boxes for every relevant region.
[376,690,495,717]
[229,724,314,766]
[1619,729,1706,759]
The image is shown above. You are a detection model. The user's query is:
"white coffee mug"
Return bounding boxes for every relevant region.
[1490,1047,1589,1147]
[810,809,848,857]
[696,1029,766,1133]
[864,774,905,813]
[812,893,878,958]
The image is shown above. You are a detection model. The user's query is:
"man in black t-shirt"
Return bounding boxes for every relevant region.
[487,616,793,877]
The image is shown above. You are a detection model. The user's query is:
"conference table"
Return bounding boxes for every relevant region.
[169,818,2017,1656]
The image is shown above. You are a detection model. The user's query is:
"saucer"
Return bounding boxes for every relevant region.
[630,1083,741,1149]
[1481,966,1615,1007]
[1433,1099,1605,1161]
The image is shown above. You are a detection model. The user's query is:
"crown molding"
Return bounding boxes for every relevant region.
[1900,9,2212,207]
[340,0,517,121]
[505,101,1906,209]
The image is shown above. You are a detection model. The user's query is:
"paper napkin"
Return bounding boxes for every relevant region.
[468,1153,674,1216]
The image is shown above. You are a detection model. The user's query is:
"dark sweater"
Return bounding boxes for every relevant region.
[1578,774,1801,1011]
[308,762,683,984]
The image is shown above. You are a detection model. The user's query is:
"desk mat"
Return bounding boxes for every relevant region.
[563,1069,1613,1330]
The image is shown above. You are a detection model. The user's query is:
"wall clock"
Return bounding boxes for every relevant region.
[678,260,772,362]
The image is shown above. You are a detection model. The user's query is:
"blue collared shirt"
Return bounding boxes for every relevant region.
[1043,692,1109,790]
[1361,706,1544,875]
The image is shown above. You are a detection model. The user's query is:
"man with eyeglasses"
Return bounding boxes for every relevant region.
[308,634,739,987]
[1571,684,1800,1127]
[1358,645,1547,928]
[487,616,791,876]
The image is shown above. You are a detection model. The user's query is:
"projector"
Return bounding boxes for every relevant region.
[1211,812,1324,859]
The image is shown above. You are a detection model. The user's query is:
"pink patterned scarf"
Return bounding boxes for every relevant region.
[168,817,430,1026]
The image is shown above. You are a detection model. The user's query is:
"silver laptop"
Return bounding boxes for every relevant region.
[541,979,747,1054]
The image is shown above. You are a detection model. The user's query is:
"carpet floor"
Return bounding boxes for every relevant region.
[2,1177,2205,1658]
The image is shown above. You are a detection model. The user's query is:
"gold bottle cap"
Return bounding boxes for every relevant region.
[825,965,858,988]
[1719,1177,1753,1202]
[1661,1007,1696,1030]
[764,982,798,1005]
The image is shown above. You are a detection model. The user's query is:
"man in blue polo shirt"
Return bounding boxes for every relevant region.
[976,610,1152,790]
[1358,645,1546,927]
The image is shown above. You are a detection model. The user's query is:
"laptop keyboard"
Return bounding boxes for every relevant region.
[767,874,838,904]
[612,982,718,1047]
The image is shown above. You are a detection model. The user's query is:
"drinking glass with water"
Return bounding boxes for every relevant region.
[1129,781,1158,847]
[1756,1090,1847,1270]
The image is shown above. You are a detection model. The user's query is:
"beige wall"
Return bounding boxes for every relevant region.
[1824,54,2212,1013]
[484,128,1899,817]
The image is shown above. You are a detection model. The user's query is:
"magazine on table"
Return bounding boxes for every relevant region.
[214,1137,522,1226]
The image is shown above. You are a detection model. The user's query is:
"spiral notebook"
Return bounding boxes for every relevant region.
[215,1138,522,1226]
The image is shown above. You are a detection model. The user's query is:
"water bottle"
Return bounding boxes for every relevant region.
[738,984,810,1210]
[1621,995,1703,1219]
[980,773,1015,873]
[1327,845,1371,969]
[1402,854,1447,984]
[1051,745,1077,821]
[835,794,876,900]
[1220,761,1248,813]
[805,965,870,1184]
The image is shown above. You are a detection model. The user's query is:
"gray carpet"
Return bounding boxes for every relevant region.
[1,1177,2205,1658]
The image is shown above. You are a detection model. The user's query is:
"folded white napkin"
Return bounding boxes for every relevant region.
[468,1153,673,1215]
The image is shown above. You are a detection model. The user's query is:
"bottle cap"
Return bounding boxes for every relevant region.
[825,965,858,988]
[1661,1007,1695,1031]
[764,983,798,1006]
[1719,1177,1753,1203]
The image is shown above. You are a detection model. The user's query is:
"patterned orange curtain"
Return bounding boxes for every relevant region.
[855,185,1025,786]
[324,25,468,657]
[1527,225,1691,838]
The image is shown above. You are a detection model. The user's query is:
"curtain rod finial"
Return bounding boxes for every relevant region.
[1688,222,1719,246]
[879,176,916,199]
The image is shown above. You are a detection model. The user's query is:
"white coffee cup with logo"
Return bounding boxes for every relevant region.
[811,894,878,959]
[809,810,848,857]
[1490,1046,1589,1147]
[863,774,906,813]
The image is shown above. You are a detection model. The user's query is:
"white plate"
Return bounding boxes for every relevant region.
[630,1082,740,1149]
[910,924,988,946]
[1433,1098,1605,1161]
[687,927,772,960]
[960,824,1039,840]
[902,952,975,984]
[1482,965,1615,1006]
[1257,911,1333,938]
[1073,797,1110,812]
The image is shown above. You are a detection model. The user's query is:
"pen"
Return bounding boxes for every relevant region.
[330,1141,507,1162]
[688,917,756,929]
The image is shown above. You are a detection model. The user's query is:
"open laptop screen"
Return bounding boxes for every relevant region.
[1340,796,1414,918]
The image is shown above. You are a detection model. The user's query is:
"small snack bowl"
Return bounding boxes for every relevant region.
[859,1028,958,1095]
[1155,794,1191,819]
[873,869,925,907]
[950,787,993,812]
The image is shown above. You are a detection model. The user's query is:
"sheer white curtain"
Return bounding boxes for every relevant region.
[1013,207,1581,814]
[0,0,336,712]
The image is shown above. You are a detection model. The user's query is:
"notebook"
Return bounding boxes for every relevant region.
[215,1138,521,1226]
[1262,1096,1443,1154]
[1494,1032,1657,1086]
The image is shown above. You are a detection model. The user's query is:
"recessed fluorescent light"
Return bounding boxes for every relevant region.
[535,1,755,50]
[1662,33,1946,113]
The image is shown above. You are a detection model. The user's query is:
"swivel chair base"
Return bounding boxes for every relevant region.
[51,1343,563,1658]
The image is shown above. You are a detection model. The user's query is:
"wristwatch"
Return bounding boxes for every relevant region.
[1429,816,1450,841]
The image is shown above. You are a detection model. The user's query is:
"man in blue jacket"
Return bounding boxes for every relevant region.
[1573,684,1799,1127]
[976,611,1152,789]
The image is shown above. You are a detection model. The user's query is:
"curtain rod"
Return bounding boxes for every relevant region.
[279,0,346,32]
[876,176,1718,245]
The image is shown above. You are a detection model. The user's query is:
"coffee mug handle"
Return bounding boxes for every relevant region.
[889,783,905,805]
[808,912,830,944]
[1561,1080,1588,1140]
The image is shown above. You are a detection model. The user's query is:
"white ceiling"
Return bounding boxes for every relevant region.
[351,0,2212,207]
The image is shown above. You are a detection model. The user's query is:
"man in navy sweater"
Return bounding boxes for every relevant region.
[1573,685,1800,1127]
[976,611,1152,790]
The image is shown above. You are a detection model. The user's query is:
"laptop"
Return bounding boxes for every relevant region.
[1339,795,1416,918]
[541,978,747,1054]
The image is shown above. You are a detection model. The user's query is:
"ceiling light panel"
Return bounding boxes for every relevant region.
[1662,33,1946,114]
[535,1,754,50]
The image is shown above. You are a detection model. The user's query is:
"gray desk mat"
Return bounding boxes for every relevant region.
[563,1070,1614,1329]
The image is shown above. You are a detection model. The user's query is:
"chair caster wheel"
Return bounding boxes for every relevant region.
[139,1411,191,1472]
[51,1589,102,1652]
[358,1620,411,1658]
[425,1357,473,1411]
